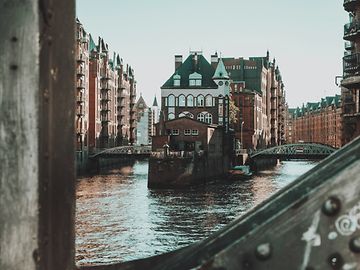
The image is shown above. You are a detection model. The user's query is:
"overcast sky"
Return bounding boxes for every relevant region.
[77,0,348,108]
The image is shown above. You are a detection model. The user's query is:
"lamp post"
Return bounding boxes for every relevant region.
[240,121,244,149]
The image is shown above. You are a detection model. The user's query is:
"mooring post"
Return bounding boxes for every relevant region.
[0,1,75,270]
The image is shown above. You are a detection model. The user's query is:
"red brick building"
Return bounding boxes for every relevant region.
[76,19,137,156]
[289,95,342,148]
[222,52,286,150]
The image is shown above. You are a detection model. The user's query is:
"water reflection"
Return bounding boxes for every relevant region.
[76,160,317,265]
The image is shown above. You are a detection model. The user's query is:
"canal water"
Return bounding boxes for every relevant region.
[75,160,318,266]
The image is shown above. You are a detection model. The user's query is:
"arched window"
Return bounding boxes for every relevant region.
[168,113,175,120]
[197,113,205,122]
[168,95,175,107]
[173,74,181,87]
[205,113,213,124]
[178,95,186,107]
[179,111,194,118]
[197,95,204,107]
[187,95,194,107]
[205,95,213,107]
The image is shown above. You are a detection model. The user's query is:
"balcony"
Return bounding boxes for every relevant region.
[77,66,85,77]
[344,0,359,12]
[101,94,111,102]
[77,54,85,63]
[76,95,85,104]
[345,41,355,51]
[76,107,85,117]
[101,81,111,91]
[344,21,360,40]
[77,81,85,89]
[343,53,360,78]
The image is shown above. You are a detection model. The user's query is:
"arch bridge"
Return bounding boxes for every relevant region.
[91,145,152,159]
[250,143,337,159]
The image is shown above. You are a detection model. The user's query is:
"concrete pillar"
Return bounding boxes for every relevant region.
[0,1,75,270]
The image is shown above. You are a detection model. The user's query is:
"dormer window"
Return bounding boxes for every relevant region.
[189,72,202,87]
[173,74,181,87]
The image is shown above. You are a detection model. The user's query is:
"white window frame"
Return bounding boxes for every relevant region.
[192,129,199,136]
[172,129,179,135]
[184,129,191,136]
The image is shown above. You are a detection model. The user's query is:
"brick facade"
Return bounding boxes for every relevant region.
[289,95,342,148]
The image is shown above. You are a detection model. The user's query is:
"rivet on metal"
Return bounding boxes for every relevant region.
[322,196,341,216]
[11,36,18,42]
[349,236,360,253]
[328,253,344,270]
[10,64,18,70]
[255,243,272,261]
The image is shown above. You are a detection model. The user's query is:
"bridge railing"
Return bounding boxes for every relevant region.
[150,151,194,159]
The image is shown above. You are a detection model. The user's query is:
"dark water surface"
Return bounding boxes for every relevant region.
[76,160,317,266]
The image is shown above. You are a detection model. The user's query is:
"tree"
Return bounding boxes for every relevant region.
[229,99,239,125]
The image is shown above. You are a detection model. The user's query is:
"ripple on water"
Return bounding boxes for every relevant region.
[75,160,318,266]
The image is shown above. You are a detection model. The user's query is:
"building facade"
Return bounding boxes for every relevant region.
[76,19,137,158]
[75,19,90,165]
[222,51,286,150]
[342,0,360,144]
[161,52,231,131]
[289,95,342,148]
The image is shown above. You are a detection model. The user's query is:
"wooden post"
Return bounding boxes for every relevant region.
[0,1,75,270]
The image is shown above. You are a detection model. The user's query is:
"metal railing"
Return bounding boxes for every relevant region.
[343,53,360,78]
[344,21,360,39]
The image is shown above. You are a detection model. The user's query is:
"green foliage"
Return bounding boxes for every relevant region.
[229,100,239,125]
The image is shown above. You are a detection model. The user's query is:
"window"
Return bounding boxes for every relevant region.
[197,95,204,107]
[205,113,213,124]
[172,129,179,135]
[173,74,181,86]
[187,95,194,107]
[179,95,186,107]
[197,113,205,122]
[168,95,175,107]
[184,129,191,136]
[192,129,199,136]
[168,113,175,120]
[189,72,202,87]
[205,95,213,107]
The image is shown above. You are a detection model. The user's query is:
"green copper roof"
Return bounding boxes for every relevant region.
[89,34,97,52]
[152,96,158,107]
[213,58,229,79]
[161,54,217,89]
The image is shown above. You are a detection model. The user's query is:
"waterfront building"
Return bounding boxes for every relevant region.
[75,19,90,166]
[160,52,231,129]
[342,0,360,144]
[75,19,137,153]
[285,107,296,144]
[289,95,342,148]
[222,51,286,149]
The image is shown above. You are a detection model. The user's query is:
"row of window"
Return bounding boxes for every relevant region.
[171,129,199,136]
[168,112,213,124]
[166,94,216,107]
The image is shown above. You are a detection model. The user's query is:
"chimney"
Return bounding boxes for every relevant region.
[175,55,182,71]
[211,52,218,68]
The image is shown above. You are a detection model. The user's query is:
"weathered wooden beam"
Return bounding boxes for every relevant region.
[0,1,75,269]
[80,136,360,270]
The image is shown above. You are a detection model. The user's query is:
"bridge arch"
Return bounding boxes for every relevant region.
[250,143,337,159]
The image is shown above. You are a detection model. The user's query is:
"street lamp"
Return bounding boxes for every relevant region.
[240,121,244,149]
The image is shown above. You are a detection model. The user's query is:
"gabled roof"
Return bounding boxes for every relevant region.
[136,95,147,109]
[213,58,229,80]
[163,116,220,128]
[152,96,158,107]
[161,54,217,89]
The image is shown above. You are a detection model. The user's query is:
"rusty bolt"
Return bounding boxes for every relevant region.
[349,236,360,253]
[328,253,344,270]
[255,243,272,261]
[322,196,341,216]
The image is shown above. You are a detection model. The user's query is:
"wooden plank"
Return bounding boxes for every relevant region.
[38,0,76,269]
[0,1,40,269]
[0,1,76,269]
